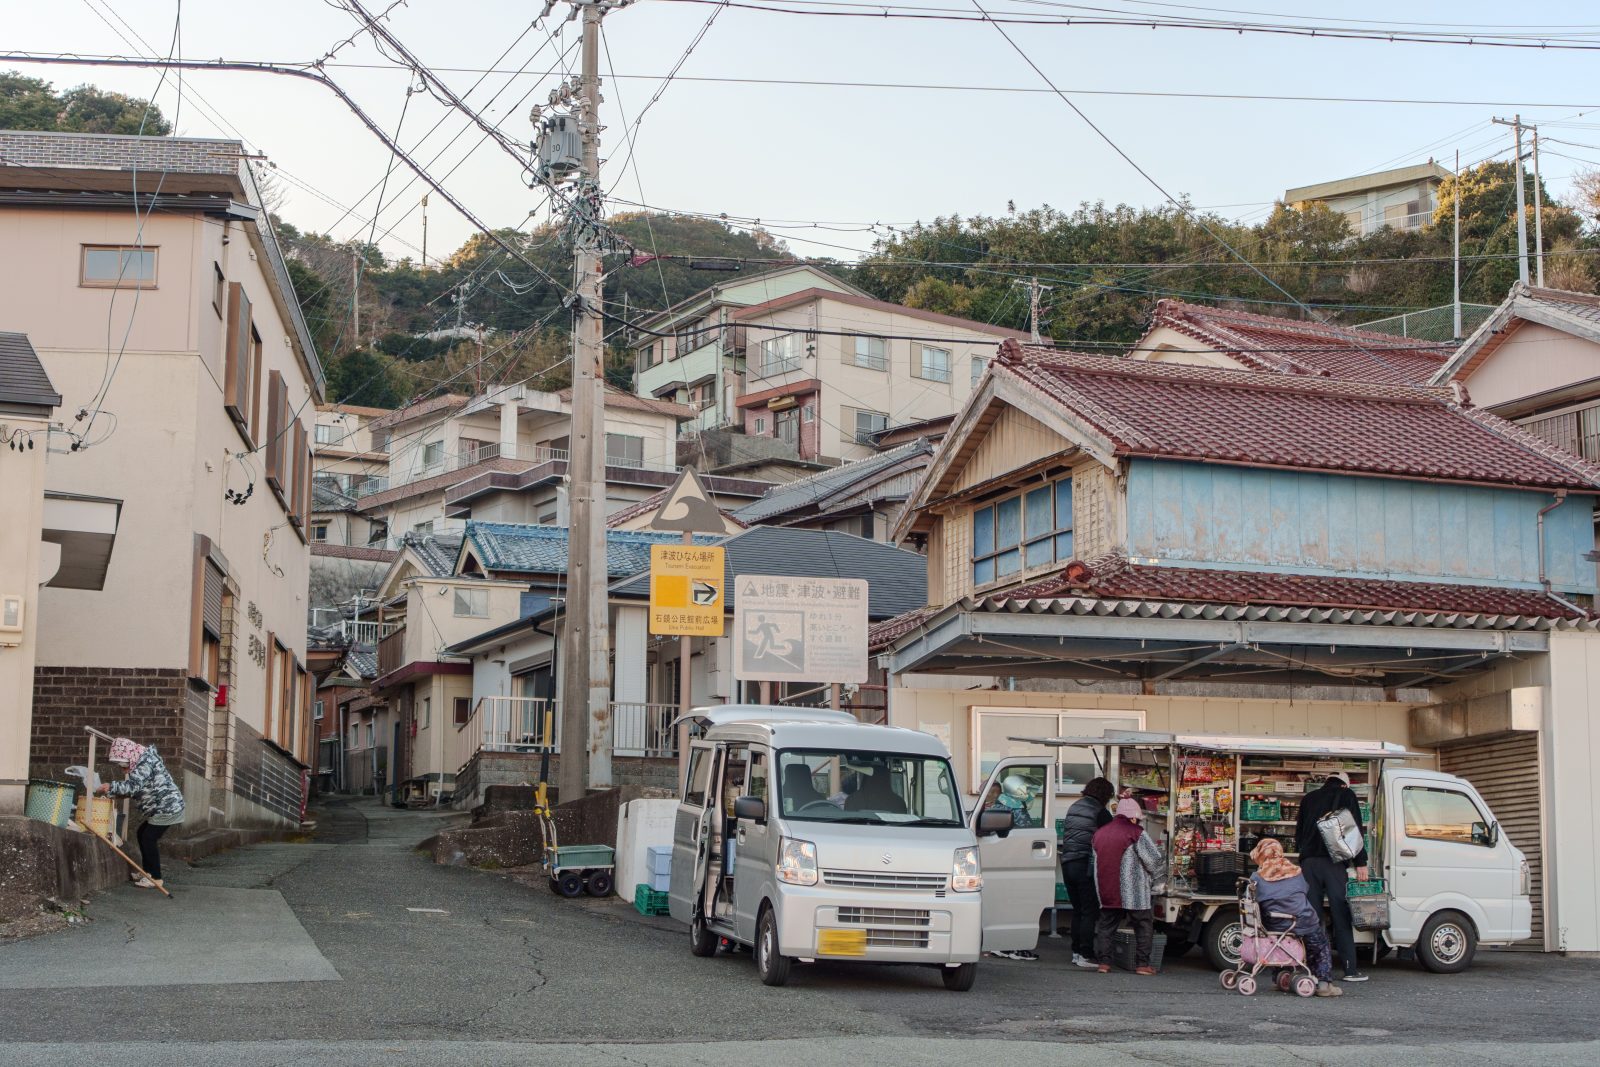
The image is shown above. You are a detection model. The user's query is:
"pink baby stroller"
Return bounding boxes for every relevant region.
[1219,880,1318,997]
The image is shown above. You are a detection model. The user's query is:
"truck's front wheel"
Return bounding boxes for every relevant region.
[941,962,978,992]
[1417,911,1477,973]
[1203,908,1245,972]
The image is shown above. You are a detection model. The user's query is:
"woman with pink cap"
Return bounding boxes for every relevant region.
[96,736,184,890]
[1090,797,1165,974]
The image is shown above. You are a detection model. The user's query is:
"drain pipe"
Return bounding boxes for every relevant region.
[1536,491,1587,615]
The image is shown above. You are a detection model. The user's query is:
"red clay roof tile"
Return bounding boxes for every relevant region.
[998,342,1600,492]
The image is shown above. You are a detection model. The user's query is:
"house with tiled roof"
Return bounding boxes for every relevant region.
[1431,283,1600,468]
[877,338,1600,952]
[443,525,928,804]
[1130,298,1452,384]
[731,437,938,539]
[353,380,698,545]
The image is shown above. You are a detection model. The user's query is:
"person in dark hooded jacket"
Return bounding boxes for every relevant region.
[1060,777,1114,968]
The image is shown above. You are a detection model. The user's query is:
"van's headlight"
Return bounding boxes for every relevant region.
[777,837,819,886]
[951,846,982,892]
[1520,859,1531,897]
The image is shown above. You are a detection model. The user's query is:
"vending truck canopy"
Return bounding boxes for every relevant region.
[1010,730,1425,761]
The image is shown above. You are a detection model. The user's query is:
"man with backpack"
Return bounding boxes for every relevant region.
[1295,772,1369,983]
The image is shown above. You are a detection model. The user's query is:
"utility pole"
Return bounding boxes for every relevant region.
[1453,149,1462,340]
[1493,115,1530,286]
[1014,277,1052,342]
[547,0,616,799]
[1532,129,1545,288]
[351,250,362,346]
[420,194,429,268]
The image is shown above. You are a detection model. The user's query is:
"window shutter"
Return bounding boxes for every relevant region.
[202,560,224,639]
[263,632,277,740]
[188,534,208,678]
[224,283,252,425]
[249,335,264,440]
[289,420,307,526]
[266,371,285,491]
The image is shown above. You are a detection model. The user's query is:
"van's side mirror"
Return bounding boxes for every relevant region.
[1474,820,1499,848]
[734,795,766,823]
[976,808,1014,838]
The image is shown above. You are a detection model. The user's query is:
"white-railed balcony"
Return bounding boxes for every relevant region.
[449,696,679,775]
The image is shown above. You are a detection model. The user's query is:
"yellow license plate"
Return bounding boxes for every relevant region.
[817,928,867,957]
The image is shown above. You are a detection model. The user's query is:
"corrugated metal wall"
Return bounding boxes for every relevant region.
[1126,460,1596,592]
[1438,734,1544,949]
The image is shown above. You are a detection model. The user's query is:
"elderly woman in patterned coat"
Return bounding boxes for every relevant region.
[97,737,185,890]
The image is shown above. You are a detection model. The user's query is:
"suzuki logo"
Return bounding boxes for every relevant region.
[881,852,893,866]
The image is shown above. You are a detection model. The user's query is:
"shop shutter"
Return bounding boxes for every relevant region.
[224,283,252,426]
[1438,734,1544,948]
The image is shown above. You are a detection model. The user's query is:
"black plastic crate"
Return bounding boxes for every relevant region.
[1196,850,1246,894]
[1113,930,1168,973]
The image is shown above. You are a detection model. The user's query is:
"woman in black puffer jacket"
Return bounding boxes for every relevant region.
[1060,777,1115,968]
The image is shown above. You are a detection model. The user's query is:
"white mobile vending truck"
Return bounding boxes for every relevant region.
[1015,731,1531,973]
[669,706,1059,990]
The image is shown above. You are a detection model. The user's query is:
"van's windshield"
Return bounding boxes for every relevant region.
[776,748,963,826]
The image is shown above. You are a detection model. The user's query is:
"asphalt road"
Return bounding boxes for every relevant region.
[2,796,1596,1065]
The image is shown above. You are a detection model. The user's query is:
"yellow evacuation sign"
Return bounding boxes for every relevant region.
[649,544,725,636]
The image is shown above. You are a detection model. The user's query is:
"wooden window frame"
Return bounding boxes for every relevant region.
[80,244,158,289]
[453,696,472,727]
[264,632,277,740]
[970,476,1074,589]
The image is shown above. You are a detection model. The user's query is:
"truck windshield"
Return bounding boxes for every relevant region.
[776,749,963,826]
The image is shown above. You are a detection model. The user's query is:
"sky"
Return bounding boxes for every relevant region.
[6,0,1600,289]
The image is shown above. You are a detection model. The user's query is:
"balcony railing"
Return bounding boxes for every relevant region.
[1520,401,1600,464]
[377,628,406,679]
[348,476,390,499]
[613,702,680,758]
[341,619,398,646]
[450,696,680,774]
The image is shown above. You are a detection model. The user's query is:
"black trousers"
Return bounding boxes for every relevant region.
[137,822,170,880]
[1301,856,1358,974]
[1094,907,1155,967]
[1063,860,1099,958]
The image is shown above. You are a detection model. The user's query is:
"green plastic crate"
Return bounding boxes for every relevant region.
[1055,881,1070,903]
[1243,797,1282,821]
[634,884,670,916]
[1347,878,1386,897]
[552,844,614,870]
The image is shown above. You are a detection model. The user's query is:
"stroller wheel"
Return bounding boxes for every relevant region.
[1237,974,1258,996]
[1219,969,1240,991]
[1294,975,1318,998]
[1275,970,1294,993]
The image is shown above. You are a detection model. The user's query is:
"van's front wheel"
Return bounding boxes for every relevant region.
[689,909,718,957]
[756,906,792,986]
[941,962,978,992]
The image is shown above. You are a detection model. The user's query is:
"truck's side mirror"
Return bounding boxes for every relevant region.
[734,795,766,823]
[1474,820,1499,848]
[976,808,1014,838]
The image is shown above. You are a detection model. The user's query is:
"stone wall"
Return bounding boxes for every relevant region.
[230,719,305,826]
[459,751,678,809]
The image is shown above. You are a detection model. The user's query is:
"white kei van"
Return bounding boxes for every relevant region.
[668,706,1059,990]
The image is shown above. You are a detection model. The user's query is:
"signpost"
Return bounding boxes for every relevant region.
[733,576,870,691]
[648,545,725,638]
[648,468,729,778]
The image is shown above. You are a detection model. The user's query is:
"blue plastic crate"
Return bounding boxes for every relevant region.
[646,845,673,876]
[649,870,671,892]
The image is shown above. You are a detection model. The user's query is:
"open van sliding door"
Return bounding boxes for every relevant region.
[971,757,1057,953]
[669,741,719,925]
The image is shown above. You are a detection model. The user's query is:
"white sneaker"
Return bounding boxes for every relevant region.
[1071,953,1098,969]
[131,876,157,889]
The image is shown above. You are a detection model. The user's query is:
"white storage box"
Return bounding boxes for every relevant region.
[614,799,680,899]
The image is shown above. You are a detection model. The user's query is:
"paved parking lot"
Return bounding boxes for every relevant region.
[2,797,1596,1066]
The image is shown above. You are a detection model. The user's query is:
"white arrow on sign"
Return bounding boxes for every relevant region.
[692,580,720,606]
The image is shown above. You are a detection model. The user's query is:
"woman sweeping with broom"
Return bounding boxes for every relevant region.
[96,737,184,890]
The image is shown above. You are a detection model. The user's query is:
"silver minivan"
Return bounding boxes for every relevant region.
[668,706,1058,990]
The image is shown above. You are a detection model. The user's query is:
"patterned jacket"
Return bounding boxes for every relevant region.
[108,746,185,822]
[1092,818,1165,910]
